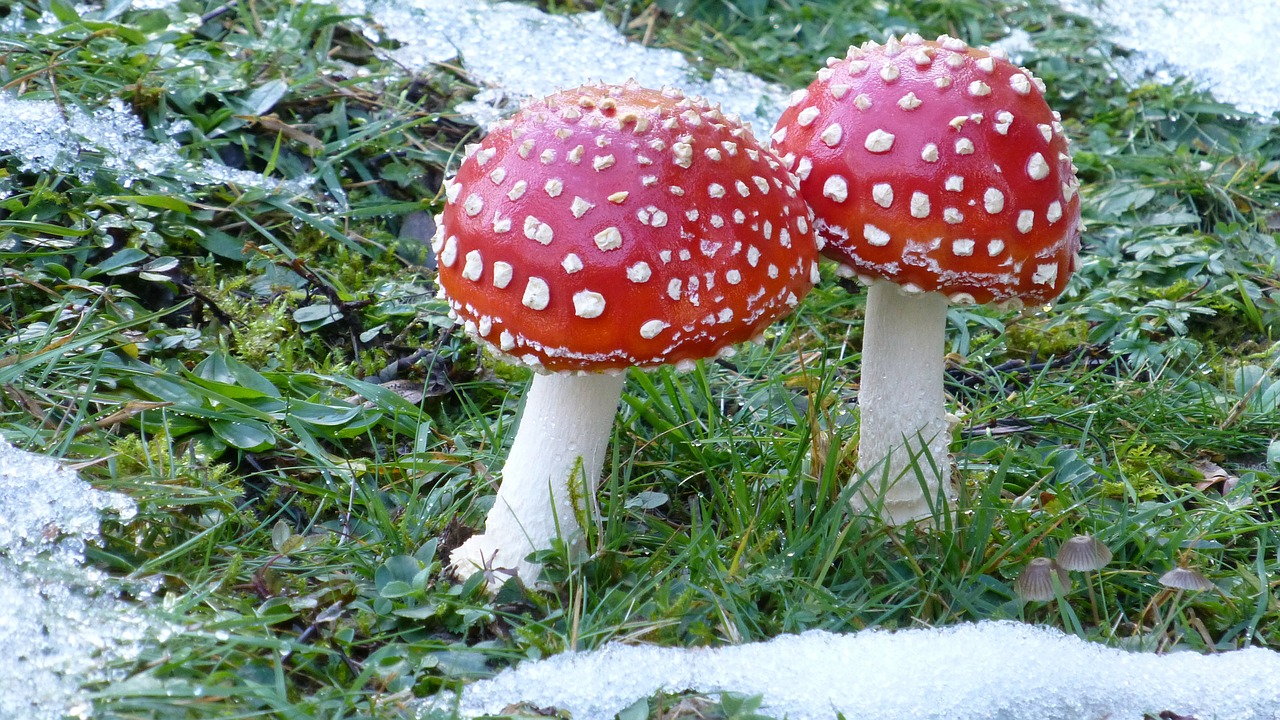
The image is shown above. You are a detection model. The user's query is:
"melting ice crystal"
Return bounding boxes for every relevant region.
[1055,0,1280,116]
[0,439,155,720]
[335,0,790,136]
[0,93,311,194]
[424,621,1280,719]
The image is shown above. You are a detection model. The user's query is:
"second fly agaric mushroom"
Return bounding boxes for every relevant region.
[436,82,818,586]
[772,34,1083,524]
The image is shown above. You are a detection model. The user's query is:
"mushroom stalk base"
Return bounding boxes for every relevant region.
[853,283,954,524]
[449,371,627,589]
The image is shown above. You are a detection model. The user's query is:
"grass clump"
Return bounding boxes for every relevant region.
[2,0,1280,717]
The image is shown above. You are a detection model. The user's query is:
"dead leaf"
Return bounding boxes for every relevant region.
[1192,458,1238,494]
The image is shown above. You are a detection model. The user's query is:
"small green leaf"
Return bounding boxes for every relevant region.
[414,538,438,567]
[392,604,439,620]
[105,195,191,214]
[93,248,149,275]
[193,229,247,261]
[288,400,361,427]
[239,79,289,116]
[0,220,89,237]
[271,520,292,551]
[617,697,648,720]
[626,490,669,510]
[383,555,422,583]
[130,374,203,406]
[49,0,80,24]
[378,580,415,599]
[293,303,343,331]
[194,352,281,398]
[209,419,274,450]
[279,535,305,555]
[142,256,180,273]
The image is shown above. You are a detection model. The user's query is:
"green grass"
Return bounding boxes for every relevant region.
[3,0,1280,717]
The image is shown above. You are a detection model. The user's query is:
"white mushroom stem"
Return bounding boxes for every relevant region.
[853,281,955,523]
[449,371,627,588]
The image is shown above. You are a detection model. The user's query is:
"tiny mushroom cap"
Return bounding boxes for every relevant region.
[1015,557,1071,602]
[771,34,1082,306]
[1158,567,1215,592]
[1055,534,1114,572]
[435,81,820,373]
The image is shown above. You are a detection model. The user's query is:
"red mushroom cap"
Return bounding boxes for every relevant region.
[771,34,1082,306]
[435,82,819,372]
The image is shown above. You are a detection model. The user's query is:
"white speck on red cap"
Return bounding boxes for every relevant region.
[570,196,595,218]
[910,192,930,218]
[978,187,1003,213]
[522,277,549,310]
[593,226,622,250]
[872,183,894,208]
[492,261,513,288]
[1027,153,1050,180]
[823,175,849,202]
[865,130,895,153]
[572,290,606,318]
[440,236,458,266]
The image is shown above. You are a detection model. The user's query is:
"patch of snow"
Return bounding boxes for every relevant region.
[0,439,161,720]
[0,93,312,194]
[422,621,1280,719]
[1055,0,1280,116]
[335,0,788,136]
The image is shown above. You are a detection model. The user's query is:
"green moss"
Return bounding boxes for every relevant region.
[1148,278,1201,302]
[1005,319,1089,357]
[1101,442,1197,500]
[110,434,234,487]
[486,355,533,384]
[1099,479,1164,502]
[229,295,299,368]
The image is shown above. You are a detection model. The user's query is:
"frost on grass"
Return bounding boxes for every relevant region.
[422,621,1280,720]
[0,439,157,720]
[0,93,310,198]
[336,0,788,136]
[1055,0,1280,116]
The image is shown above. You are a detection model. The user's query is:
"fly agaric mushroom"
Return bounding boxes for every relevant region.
[435,82,819,586]
[771,34,1082,523]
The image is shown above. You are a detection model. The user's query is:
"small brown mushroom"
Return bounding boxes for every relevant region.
[1055,534,1113,572]
[1158,567,1214,592]
[1056,534,1113,626]
[1015,557,1070,602]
